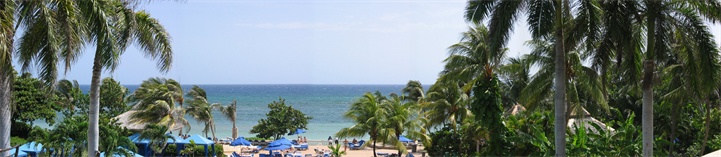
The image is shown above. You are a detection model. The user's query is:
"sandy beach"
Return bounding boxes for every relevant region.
[221,141,426,157]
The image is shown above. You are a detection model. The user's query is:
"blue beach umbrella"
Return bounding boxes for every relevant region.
[292,128,306,135]
[399,135,413,143]
[268,137,293,146]
[230,137,252,146]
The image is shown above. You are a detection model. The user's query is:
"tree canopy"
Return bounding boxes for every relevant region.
[12,72,59,125]
[250,98,312,140]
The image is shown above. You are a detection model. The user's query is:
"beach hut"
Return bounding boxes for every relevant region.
[177,134,215,157]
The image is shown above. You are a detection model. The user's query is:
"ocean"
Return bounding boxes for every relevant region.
[48,84,427,141]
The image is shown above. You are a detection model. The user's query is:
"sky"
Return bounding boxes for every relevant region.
[15,0,721,85]
[44,0,512,85]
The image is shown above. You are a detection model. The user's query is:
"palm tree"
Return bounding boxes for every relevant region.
[56,79,88,117]
[520,39,608,119]
[465,0,604,155]
[0,0,85,154]
[639,1,721,156]
[379,94,423,156]
[424,81,470,131]
[139,124,175,157]
[440,24,507,93]
[402,80,425,103]
[336,92,386,157]
[0,1,13,153]
[218,100,238,139]
[127,78,189,134]
[80,1,173,155]
[186,85,220,140]
[498,55,532,106]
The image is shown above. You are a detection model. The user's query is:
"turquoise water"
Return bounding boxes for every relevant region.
[63,84,427,140]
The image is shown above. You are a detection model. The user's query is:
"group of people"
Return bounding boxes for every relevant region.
[325,136,361,151]
[296,136,308,143]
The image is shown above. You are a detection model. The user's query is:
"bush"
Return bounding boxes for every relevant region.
[246,137,270,141]
[10,121,31,138]
[10,137,26,146]
[426,125,469,156]
[164,144,177,156]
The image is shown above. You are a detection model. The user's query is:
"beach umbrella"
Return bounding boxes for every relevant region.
[230,137,252,146]
[399,135,413,143]
[291,128,306,135]
[268,137,293,147]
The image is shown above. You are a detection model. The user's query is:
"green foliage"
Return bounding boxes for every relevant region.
[56,79,88,117]
[12,72,59,125]
[180,140,197,156]
[164,144,178,156]
[10,137,26,146]
[139,124,174,156]
[328,143,346,157]
[250,98,312,139]
[99,118,137,157]
[470,75,508,155]
[10,121,31,138]
[127,78,189,131]
[99,77,130,118]
[426,125,469,156]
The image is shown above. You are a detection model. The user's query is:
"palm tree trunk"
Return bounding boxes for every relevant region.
[0,74,11,157]
[642,1,657,155]
[211,120,217,142]
[372,132,377,157]
[700,100,712,156]
[553,0,567,156]
[232,119,237,139]
[88,50,103,157]
[669,102,679,153]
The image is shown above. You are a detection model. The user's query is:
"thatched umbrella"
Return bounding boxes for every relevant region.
[567,107,615,134]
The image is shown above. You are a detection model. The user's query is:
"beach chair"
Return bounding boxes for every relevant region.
[298,144,308,151]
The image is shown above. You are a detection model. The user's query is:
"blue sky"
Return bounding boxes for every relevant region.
[16,0,721,85]
[49,0,526,85]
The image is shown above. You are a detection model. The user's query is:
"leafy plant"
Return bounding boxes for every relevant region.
[180,140,198,157]
[328,143,346,157]
[250,98,312,139]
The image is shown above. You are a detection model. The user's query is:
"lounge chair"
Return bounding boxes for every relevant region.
[349,140,365,150]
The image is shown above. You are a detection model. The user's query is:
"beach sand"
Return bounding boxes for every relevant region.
[222,142,426,157]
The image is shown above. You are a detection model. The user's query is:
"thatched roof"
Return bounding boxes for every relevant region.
[114,110,185,132]
[567,107,615,134]
[507,104,526,116]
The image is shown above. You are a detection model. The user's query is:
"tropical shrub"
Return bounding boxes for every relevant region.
[9,137,26,146]
[426,125,471,156]
[250,98,312,139]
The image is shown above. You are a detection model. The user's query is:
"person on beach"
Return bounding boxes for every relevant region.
[334,137,339,145]
[352,138,358,144]
[303,136,307,143]
[343,139,349,151]
[328,136,333,145]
